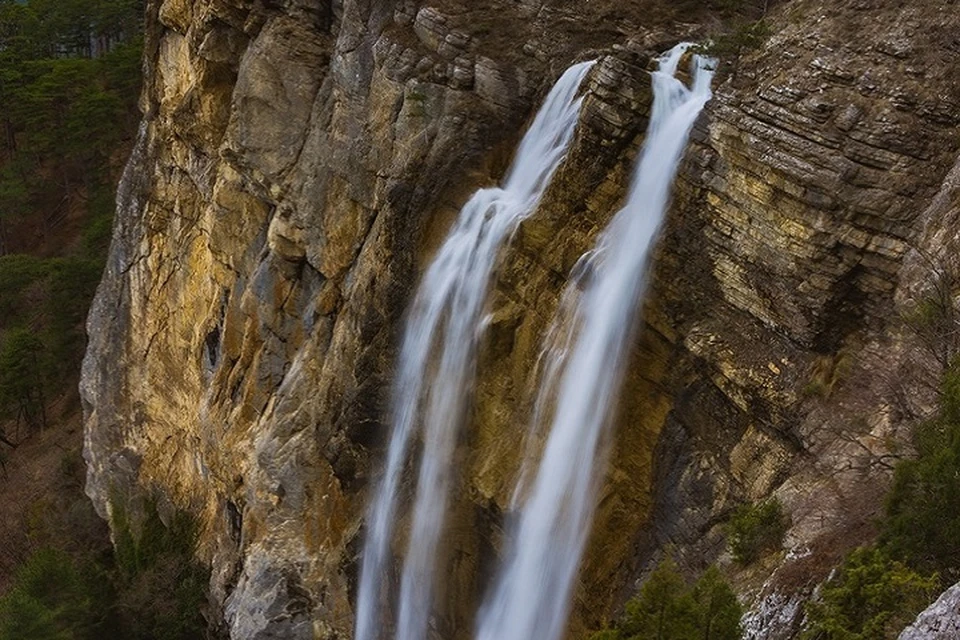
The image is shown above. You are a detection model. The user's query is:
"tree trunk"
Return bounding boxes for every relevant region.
[4,118,15,153]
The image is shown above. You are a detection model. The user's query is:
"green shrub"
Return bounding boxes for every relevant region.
[880,362,960,581]
[697,20,771,61]
[0,501,211,640]
[80,183,116,257]
[0,548,114,640]
[590,560,743,640]
[0,162,31,230]
[726,499,789,565]
[0,0,143,260]
[804,360,960,638]
[802,547,939,640]
[112,499,209,640]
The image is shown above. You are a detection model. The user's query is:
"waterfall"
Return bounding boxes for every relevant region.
[354,60,595,640]
[474,44,715,640]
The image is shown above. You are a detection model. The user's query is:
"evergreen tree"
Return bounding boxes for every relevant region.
[692,567,744,640]
[802,548,938,640]
[0,327,48,428]
[592,560,743,640]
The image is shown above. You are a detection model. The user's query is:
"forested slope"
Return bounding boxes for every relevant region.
[0,3,215,638]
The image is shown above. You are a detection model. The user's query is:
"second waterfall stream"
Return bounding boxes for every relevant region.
[475,44,714,640]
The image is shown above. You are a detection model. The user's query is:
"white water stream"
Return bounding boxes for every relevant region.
[474,44,715,640]
[354,60,595,640]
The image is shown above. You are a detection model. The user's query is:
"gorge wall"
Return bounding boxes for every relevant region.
[80,0,960,638]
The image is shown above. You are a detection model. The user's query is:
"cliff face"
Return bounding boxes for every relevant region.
[81,0,960,638]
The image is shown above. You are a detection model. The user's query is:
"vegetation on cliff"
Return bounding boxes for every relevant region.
[0,548,113,640]
[0,499,210,640]
[0,1,212,638]
[803,357,960,638]
[802,547,939,640]
[726,498,789,566]
[589,559,743,640]
[883,362,960,581]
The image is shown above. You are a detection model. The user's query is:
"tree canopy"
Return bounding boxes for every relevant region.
[590,560,744,640]
[0,0,143,442]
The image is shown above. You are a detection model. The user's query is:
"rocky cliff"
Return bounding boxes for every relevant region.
[81,0,960,638]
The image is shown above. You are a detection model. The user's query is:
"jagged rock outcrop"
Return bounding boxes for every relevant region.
[81,0,960,638]
[635,4,960,636]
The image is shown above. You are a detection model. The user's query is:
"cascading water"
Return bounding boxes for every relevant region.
[475,44,715,640]
[354,60,595,640]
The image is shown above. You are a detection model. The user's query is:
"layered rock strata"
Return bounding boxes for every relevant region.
[82,0,960,638]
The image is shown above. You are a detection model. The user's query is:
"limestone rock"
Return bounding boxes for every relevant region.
[898,582,960,640]
[81,0,960,638]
